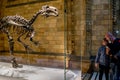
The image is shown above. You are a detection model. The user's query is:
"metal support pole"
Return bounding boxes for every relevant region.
[64,0,67,80]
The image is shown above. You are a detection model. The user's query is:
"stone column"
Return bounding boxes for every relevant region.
[66,0,86,69]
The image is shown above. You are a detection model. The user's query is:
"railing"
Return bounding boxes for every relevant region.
[82,56,112,80]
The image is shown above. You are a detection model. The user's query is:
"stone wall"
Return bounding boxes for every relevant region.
[65,0,86,69]
[91,0,112,55]
[0,52,67,68]
[66,0,86,56]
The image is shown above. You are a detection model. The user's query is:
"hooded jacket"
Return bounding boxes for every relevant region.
[95,45,110,66]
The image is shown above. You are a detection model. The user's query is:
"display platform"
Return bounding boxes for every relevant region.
[0,62,81,80]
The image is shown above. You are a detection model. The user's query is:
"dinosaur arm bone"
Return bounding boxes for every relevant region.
[8,20,24,26]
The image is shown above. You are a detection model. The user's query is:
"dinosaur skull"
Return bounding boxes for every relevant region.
[42,5,58,17]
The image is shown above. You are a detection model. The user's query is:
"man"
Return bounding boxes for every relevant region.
[105,32,120,80]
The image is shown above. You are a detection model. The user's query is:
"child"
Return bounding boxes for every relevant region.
[95,38,110,80]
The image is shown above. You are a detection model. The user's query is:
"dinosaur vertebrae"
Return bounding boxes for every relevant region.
[2,15,29,25]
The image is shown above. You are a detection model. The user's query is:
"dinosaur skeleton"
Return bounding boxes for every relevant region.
[0,5,58,68]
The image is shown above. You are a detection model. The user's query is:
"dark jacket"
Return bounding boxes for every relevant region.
[108,38,120,56]
[95,46,110,66]
[107,38,120,64]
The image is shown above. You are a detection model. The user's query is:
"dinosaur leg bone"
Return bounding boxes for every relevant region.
[5,30,18,68]
[17,32,32,51]
[29,32,39,46]
[30,38,39,46]
[17,32,32,65]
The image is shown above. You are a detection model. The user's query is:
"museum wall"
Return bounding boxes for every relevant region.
[0,0,67,68]
[65,0,85,69]
[91,0,112,55]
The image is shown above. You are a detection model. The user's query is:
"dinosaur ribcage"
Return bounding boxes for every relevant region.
[0,22,30,39]
[0,16,30,36]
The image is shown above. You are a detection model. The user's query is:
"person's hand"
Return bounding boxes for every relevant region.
[95,63,99,69]
[106,46,110,55]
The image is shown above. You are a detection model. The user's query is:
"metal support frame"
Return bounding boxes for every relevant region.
[64,0,67,80]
